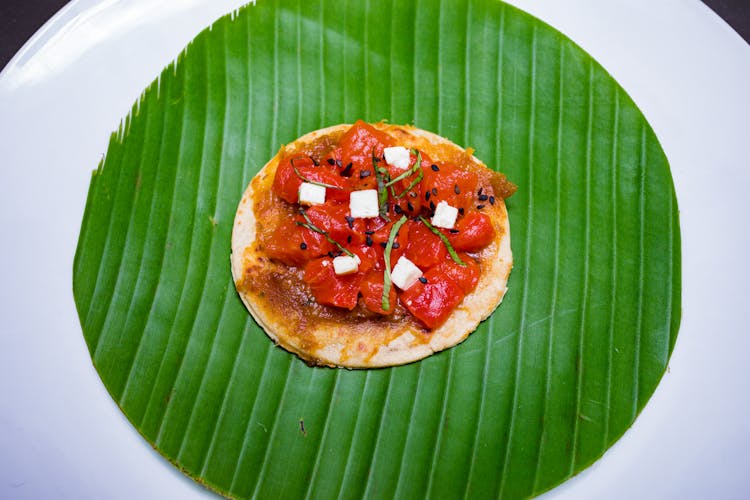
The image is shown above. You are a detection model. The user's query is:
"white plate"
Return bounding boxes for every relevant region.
[1,1,748,498]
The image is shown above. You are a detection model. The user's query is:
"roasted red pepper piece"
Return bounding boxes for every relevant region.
[261,218,307,266]
[359,270,397,315]
[405,220,447,269]
[399,267,465,329]
[421,162,479,213]
[338,120,395,182]
[434,253,480,294]
[448,211,495,252]
[303,257,362,310]
[262,218,336,266]
[273,156,350,203]
[349,244,379,273]
[370,218,411,265]
[305,203,366,246]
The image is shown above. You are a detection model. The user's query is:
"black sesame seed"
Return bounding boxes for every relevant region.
[429,201,436,211]
[425,191,431,201]
[407,202,415,212]
[418,276,428,284]
[300,242,308,250]
[478,187,483,195]
[328,251,336,258]
[478,194,488,201]
[380,242,387,249]
[392,242,400,249]
[409,191,417,198]
[477,204,485,210]
[311,157,319,166]
[344,215,355,229]
[449,229,460,234]
[454,184,460,195]
[347,235,352,244]
[327,158,336,166]
[394,205,403,214]
[341,162,353,177]
[431,164,439,172]
[365,230,375,235]
[359,170,371,178]
[489,196,496,205]
[431,188,438,196]
[458,207,465,215]
[366,235,374,246]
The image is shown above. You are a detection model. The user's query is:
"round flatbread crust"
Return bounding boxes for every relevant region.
[231,123,512,368]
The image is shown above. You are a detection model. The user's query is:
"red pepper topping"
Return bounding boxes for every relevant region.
[447,212,495,252]
[303,258,362,310]
[400,267,466,329]
[265,122,506,326]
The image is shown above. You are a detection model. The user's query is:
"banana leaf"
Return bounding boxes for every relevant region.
[73,0,681,497]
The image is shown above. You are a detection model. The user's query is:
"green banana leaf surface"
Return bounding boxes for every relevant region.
[73,0,681,497]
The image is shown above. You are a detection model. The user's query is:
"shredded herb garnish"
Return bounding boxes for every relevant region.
[381,215,408,310]
[296,210,355,257]
[373,150,391,220]
[386,150,424,200]
[292,164,343,190]
[385,150,421,187]
[395,171,423,199]
[418,216,466,266]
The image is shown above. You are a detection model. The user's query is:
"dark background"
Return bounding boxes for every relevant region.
[1,0,749,70]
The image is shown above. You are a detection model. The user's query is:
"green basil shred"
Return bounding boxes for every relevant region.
[381,215,408,311]
[373,151,391,220]
[385,150,421,186]
[296,210,355,257]
[292,165,343,190]
[418,216,466,266]
[390,150,423,199]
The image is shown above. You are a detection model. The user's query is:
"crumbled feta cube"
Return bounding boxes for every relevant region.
[391,256,423,291]
[383,146,411,170]
[349,189,379,218]
[431,200,458,229]
[298,182,326,206]
[333,255,360,275]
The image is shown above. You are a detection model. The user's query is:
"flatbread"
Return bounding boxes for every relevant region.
[231,123,512,368]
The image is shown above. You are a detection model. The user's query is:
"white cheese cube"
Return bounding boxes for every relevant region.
[349,189,379,218]
[333,255,360,275]
[298,182,326,206]
[431,200,458,229]
[391,256,423,291]
[383,146,411,170]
